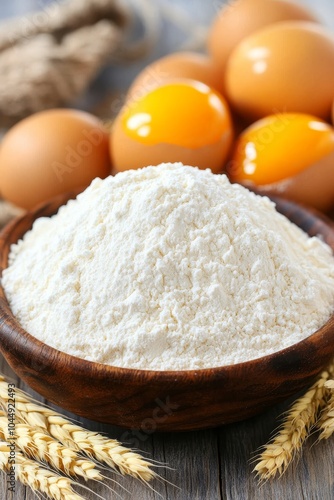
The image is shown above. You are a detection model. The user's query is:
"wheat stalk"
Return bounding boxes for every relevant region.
[254,365,333,480]
[0,411,102,481]
[0,441,85,500]
[0,377,155,482]
[315,375,334,441]
[317,392,334,440]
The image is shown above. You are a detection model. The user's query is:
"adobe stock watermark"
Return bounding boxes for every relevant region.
[225,109,293,179]
[7,383,16,493]
[110,63,170,117]
[52,125,107,182]
[51,58,170,183]
[211,0,239,17]
[6,0,67,47]
[120,397,179,448]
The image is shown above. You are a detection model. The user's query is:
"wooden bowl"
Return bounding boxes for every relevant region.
[0,192,334,431]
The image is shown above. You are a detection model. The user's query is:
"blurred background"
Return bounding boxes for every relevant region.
[1,0,333,119]
[0,0,333,220]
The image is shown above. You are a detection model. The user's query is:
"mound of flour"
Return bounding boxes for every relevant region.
[2,163,334,370]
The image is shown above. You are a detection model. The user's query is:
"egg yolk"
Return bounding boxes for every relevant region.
[230,113,334,185]
[121,80,231,149]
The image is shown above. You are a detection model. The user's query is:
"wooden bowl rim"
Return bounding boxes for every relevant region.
[0,190,334,383]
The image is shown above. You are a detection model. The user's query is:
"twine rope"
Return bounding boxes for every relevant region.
[0,0,208,126]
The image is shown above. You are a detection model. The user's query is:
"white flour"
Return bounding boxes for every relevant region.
[2,163,334,370]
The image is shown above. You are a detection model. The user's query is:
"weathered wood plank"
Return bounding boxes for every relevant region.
[158,429,221,500]
[3,350,334,499]
[219,401,334,500]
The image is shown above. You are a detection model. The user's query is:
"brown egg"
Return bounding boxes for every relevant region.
[225,22,334,121]
[332,100,334,126]
[127,51,225,101]
[0,109,111,209]
[111,131,231,174]
[111,80,233,174]
[253,150,334,213]
[207,0,318,75]
[228,112,334,213]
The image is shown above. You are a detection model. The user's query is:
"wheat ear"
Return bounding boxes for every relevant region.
[0,411,101,481]
[0,377,155,481]
[254,366,332,480]
[315,373,334,440]
[0,442,84,500]
[316,392,334,440]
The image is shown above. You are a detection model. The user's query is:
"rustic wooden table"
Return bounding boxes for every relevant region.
[2,355,334,500]
[0,1,334,499]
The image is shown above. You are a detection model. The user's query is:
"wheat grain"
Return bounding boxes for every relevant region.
[0,377,155,481]
[43,416,155,482]
[254,367,331,480]
[317,392,334,440]
[0,441,84,500]
[314,361,334,440]
[0,412,102,481]
[316,368,334,441]
[27,410,154,482]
